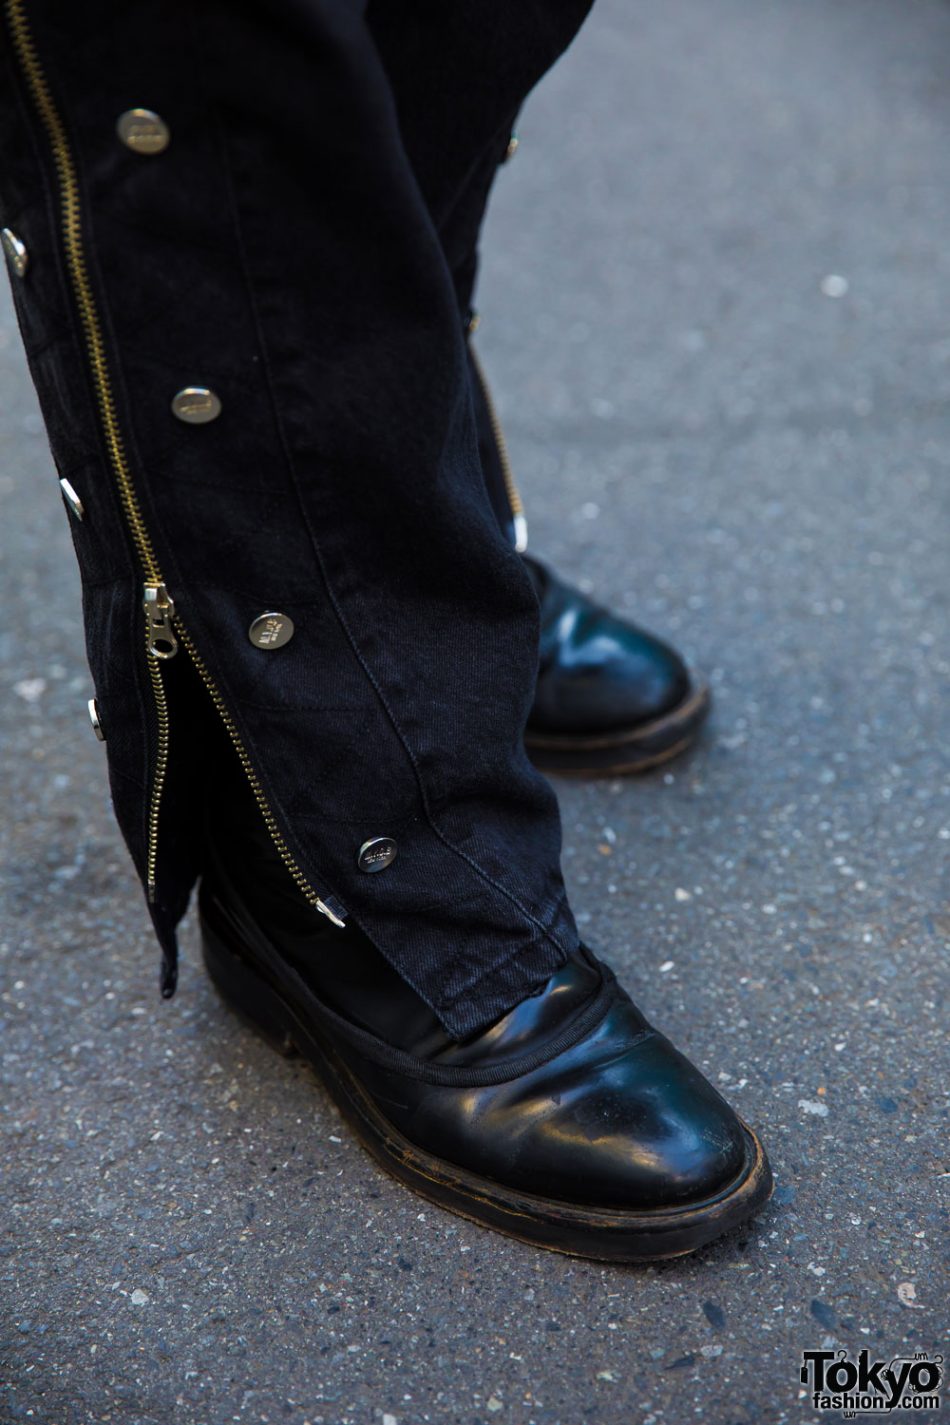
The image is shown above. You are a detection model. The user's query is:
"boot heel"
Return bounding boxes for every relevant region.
[201,912,298,1058]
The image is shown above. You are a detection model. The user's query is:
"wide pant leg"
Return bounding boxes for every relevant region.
[0,0,591,1035]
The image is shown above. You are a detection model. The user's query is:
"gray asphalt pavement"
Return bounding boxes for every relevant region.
[2,0,948,1421]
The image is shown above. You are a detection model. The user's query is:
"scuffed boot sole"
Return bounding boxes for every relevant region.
[200,901,773,1263]
[525,682,711,777]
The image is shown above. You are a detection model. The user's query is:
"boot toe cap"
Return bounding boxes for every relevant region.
[435,1008,754,1213]
[615,634,692,725]
[532,606,694,735]
[533,1033,751,1210]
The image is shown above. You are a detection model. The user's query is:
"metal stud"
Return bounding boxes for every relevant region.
[59,477,85,521]
[87,698,106,741]
[171,386,222,424]
[357,837,398,873]
[1,227,29,278]
[116,108,170,155]
[248,612,294,650]
[503,133,520,162]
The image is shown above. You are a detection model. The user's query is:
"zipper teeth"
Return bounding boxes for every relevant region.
[177,627,345,927]
[6,0,160,583]
[144,631,170,898]
[469,343,527,532]
[7,0,172,904]
[7,0,343,928]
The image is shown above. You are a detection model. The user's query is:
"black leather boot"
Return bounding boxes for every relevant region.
[524,556,711,776]
[199,766,772,1262]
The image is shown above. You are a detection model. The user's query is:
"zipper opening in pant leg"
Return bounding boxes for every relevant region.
[177,626,345,926]
[144,627,171,901]
[6,0,344,929]
[469,341,528,553]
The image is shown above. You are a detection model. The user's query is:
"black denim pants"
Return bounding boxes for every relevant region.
[0,0,593,1036]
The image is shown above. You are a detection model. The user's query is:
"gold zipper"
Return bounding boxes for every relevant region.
[469,343,528,553]
[6,1,159,577]
[7,0,344,928]
[6,0,175,903]
[143,631,171,897]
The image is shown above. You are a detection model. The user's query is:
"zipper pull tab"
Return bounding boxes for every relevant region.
[144,582,178,659]
[315,897,347,929]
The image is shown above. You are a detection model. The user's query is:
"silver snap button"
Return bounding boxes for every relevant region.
[503,133,520,162]
[248,612,294,649]
[171,387,221,424]
[87,698,106,741]
[1,227,29,278]
[59,477,85,521]
[116,108,170,155]
[357,837,398,873]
